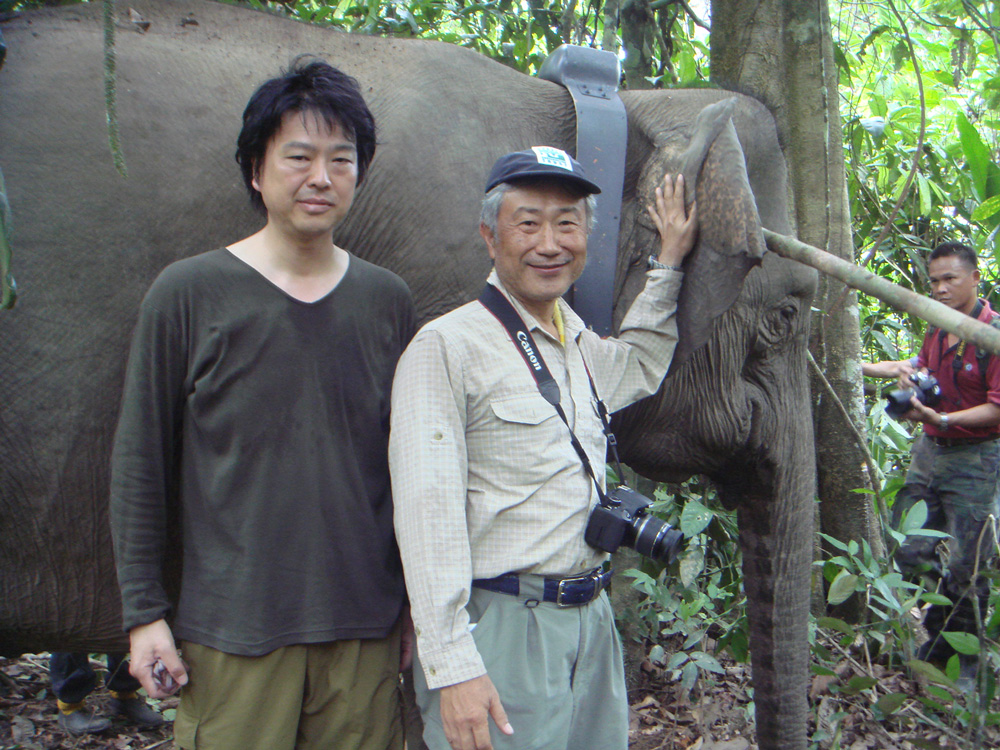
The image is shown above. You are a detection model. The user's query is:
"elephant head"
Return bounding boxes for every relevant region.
[613,89,819,749]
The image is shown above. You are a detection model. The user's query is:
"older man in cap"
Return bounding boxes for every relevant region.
[390,147,697,750]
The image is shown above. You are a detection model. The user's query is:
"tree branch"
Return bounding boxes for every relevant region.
[763,229,1000,356]
[806,351,889,552]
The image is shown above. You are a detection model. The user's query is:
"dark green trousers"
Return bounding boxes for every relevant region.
[174,630,402,750]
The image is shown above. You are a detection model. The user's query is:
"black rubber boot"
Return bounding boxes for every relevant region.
[109,694,166,729]
[57,705,112,735]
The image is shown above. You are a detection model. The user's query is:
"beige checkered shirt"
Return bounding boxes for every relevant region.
[390,268,683,688]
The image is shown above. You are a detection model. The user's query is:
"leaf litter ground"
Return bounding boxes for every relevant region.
[3,637,1000,750]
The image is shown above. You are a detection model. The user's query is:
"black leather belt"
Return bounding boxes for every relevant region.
[472,568,613,607]
[929,434,999,447]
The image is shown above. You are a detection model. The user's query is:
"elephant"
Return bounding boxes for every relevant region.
[0,1,817,748]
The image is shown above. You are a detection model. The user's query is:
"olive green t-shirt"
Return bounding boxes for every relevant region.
[111,249,415,655]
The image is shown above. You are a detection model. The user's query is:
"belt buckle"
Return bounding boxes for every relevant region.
[555,569,601,607]
[555,578,574,607]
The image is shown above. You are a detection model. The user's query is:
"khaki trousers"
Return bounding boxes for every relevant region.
[174,630,402,750]
[413,580,628,750]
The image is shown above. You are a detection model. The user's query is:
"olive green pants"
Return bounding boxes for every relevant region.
[174,631,402,750]
[413,580,628,750]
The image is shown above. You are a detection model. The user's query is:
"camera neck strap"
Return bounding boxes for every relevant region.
[478,284,626,507]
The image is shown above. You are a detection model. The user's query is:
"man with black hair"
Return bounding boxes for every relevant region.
[864,241,1000,684]
[110,60,415,749]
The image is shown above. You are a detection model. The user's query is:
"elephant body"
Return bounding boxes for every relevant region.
[0,2,816,747]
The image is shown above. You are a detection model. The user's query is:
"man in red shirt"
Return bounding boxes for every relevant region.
[864,242,1000,683]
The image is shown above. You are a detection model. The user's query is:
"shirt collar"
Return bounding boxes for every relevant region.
[486,269,588,342]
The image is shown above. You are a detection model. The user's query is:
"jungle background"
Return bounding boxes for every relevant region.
[1,0,999,748]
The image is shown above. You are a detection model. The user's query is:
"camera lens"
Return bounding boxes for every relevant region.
[629,514,684,564]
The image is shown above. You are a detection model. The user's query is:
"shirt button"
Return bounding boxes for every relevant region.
[432,431,443,441]
[428,666,437,676]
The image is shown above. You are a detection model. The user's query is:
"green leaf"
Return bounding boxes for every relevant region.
[648,644,666,665]
[827,570,859,606]
[875,692,907,714]
[680,661,698,693]
[816,617,854,637]
[833,41,852,84]
[839,675,877,695]
[941,631,980,655]
[813,665,838,680]
[667,651,688,670]
[678,544,705,588]
[818,533,850,552]
[871,576,901,610]
[691,652,725,674]
[972,194,1000,222]
[623,569,656,588]
[921,592,953,606]
[899,500,928,534]
[679,498,714,537]
[907,659,955,687]
[906,528,950,539]
[957,110,992,200]
[909,736,947,750]
[682,629,704,650]
[945,654,961,681]
[917,173,931,216]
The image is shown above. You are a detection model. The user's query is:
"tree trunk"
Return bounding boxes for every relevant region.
[620,0,653,89]
[710,1,880,620]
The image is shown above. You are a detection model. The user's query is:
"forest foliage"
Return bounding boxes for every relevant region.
[232,0,1000,487]
[232,0,999,352]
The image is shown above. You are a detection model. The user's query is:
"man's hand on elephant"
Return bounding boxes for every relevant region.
[129,619,188,698]
[439,674,513,750]
[647,173,698,267]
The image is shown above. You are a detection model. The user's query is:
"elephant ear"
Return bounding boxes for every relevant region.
[672,99,766,367]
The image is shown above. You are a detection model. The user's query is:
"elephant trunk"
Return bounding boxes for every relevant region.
[737,482,812,750]
[731,351,815,750]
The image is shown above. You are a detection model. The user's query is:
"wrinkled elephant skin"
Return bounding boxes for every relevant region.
[0,2,816,748]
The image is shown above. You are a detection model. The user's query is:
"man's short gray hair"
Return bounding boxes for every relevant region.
[480,182,598,235]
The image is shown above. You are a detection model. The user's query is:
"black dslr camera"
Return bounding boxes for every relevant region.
[884,370,942,418]
[584,486,684,564]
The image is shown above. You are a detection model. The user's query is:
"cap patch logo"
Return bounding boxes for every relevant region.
[531,146,574,172]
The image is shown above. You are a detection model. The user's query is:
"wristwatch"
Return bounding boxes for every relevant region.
[648,255,684,272]
[939,413,949,431]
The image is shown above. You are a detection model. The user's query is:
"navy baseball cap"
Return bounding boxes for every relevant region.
[485,147,602,195]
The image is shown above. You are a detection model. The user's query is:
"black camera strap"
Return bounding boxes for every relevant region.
[479,284,624,508]
[578,356,628,483]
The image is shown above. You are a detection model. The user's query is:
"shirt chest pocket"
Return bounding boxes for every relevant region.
[489,392,558,426]
[485,392,604,469]
[479,392,566,484]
